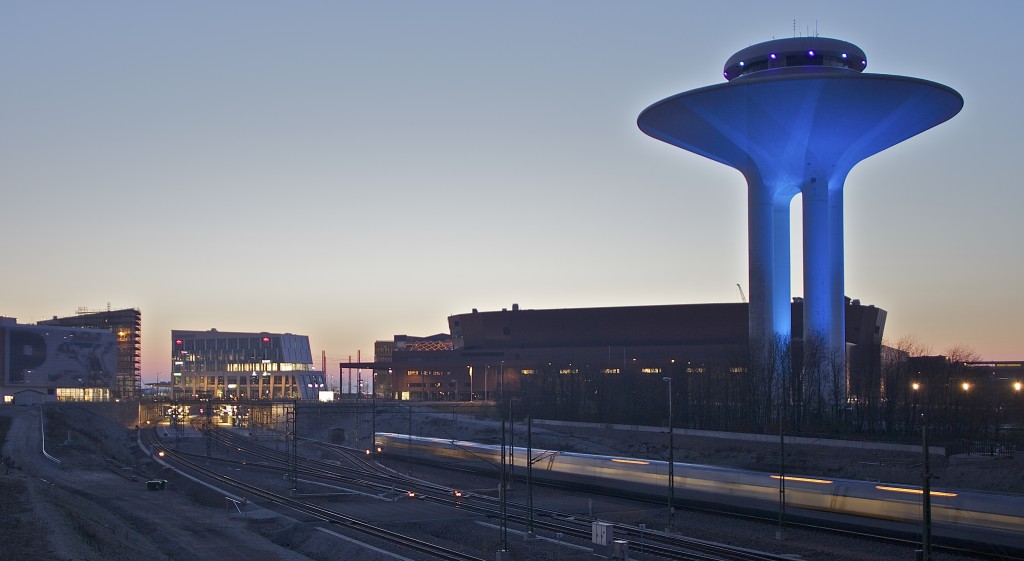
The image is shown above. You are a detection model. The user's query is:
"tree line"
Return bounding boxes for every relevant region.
[511,337,1020,447]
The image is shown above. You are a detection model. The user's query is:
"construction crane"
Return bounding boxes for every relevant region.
[736,283,747,303]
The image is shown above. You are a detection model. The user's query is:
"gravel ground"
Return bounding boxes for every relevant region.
[1,402,1017,561]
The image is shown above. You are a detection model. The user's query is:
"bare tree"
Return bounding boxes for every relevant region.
[823,342,846,434]
[943,345,981,438]
[801,331,829,432]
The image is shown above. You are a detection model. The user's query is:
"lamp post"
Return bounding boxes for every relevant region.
[777,343,788,541]
[1014,382,1023,434]
[913,381,932,561]
[371,370,377,452]
[662,376,674,531]
[961,381,972,438]
[911,381,920,434]
[498,360,509,555]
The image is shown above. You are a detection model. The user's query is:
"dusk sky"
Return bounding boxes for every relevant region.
[2,1,1021,383]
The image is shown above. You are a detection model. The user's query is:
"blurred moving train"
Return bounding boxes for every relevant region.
[376,433,1024,538]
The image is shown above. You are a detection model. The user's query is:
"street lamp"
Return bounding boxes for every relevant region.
[911,381,921,434]
[372,370,377,450]
[913,381,932,561]
[662,376,674,530]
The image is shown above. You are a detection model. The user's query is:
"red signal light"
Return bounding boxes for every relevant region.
[175,339,183,345]
[262,337,270,343]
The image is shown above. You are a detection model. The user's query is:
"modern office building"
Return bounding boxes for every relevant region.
[171,329,325,400]
[39,307,142,398]
[0,317,117,405]
[637,37,963,393]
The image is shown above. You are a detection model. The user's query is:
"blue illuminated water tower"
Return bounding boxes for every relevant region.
[638,37,962,378]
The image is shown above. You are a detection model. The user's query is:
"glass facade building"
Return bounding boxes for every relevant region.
[171,329,325,400]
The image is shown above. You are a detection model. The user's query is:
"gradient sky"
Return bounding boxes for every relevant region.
[3,1,1021,383]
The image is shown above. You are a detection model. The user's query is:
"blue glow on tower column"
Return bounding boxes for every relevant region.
[637,37,962,385]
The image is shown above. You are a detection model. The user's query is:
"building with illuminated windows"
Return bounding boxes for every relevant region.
[171,329,325,400]
[355,300,887,410]
[39,307,141,398]
[1,317,117,405]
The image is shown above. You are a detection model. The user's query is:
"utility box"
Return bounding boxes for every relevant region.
[146,479,167,491]
[592,521,614,546]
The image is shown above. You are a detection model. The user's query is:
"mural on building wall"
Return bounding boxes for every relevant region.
[6,328,116,387]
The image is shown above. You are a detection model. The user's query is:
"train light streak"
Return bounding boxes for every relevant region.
[876,485,958,497]
[770,475,833,484]
[611,458,650,465]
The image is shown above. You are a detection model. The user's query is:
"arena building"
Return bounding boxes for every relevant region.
[357,299,886,407]
[170,329,326,401]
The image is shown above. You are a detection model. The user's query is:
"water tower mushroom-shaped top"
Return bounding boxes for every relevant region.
[723,37,867,81]
[637,37,962,383]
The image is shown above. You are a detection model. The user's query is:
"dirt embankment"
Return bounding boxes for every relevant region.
[0,405,322,561]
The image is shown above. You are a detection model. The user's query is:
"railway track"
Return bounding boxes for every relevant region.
[144,429,487,561]
[148,425,820,561]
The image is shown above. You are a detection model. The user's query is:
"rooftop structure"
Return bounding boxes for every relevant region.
[638,36,963,388]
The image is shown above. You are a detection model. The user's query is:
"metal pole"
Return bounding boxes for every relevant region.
[921,414,932,561]
[527,415,534,538]
[288,401,297,491]
[204,398,212,459]
[500,400,508,554]
[778,365,786,540]
[509,399,514,490]
[372,372,377,455]
[663,376,674,530]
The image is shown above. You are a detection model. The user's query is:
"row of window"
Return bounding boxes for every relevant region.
[175,351,282,362]
[175,337,277,351]
[56,387,111,402]
[175,376,296,385]
[173,361,309,373]
[400,367,743,376]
